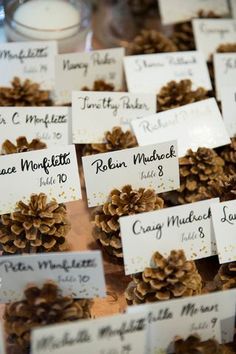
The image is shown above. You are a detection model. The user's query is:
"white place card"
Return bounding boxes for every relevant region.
[158,0,229,25]
[0,145,81,215]
[0,324,5,354]
[128,290,236,352]
[211,200,236,263]
[72,91,156,143]
[213,53,236,101]
[0,41,57,90]
[31,312,147,354]
[120,198,219,275]
[82,141,179,207]
[221,86,236,136]
[124,51,212,94]
[131,98,230,157]
[230,0,236,18]
[0,251,106,303]
[193,19,236,61]
[55,48,125,104]
[0,107,71,148]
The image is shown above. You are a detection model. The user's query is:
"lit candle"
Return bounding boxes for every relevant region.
[5,0,91,53]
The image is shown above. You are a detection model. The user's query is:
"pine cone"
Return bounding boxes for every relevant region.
[174,334,232,354]
[214,262,236,290]
[4,281,92,354]
[93,185,164,261]
[220,138,236,176]
[83,127,138,156]
[0,193,70,255]
[206,175,236,202]
[157,80,209,112]
[127,30,177,55]
[127,0,157,15]
[81,80,115,92]
[0,77,52,106]
[125,250,202,305]
[1,136,46,155]
[217,43,236,53]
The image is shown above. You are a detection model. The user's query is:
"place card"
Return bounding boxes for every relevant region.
[31,312,147,354]
[0,41,57,90]
[221,86,236,137]
[158,0,229,25]
[128,290,236,352]
[211,200,236,263]
[0,251,106,303]
[231,0,236,18]
[0,324,5,354]
[124,51,212,94]
[82,141,179,207]
[120,198,219,275]
[0,107,71,147]
[72,91,156,143]
[55,48,125,104]
[213,53,236,101]
[0,145,81,215]
[192,19,236,61]
[131,98,230,157]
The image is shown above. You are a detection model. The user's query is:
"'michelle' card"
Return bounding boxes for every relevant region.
[0,145,81,215]
[82,141,180,207]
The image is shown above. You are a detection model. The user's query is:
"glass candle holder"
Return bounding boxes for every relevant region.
[4,0,91,53]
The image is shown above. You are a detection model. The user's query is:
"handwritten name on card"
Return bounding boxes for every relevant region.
[120,199,219,275]
[0,41,57,90]
[72,91,156,143]
[213,53,236,101]
[131,98,230,157]
[31,312,147,354]
[158,0,229,25]
[0,107,70,147]
[221,86,236,137]
[128,290,236,352]
[193,19,236,61]
[211,200,236,263]
[0,145,81,215]
[0,324,5,354]
[55,48,125,104]
[82,141,179,207]
[124,51,212,94]
[0,251,106,303]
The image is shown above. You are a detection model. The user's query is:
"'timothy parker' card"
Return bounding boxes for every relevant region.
[0,107,71,147]
[213,53,236,101]
[211,200,236,263]
[128,290,236,352]
[193,19,236,61]
[0,145,81,214]
[124,51,212,94]
[82,141,179,207]
[0,41,57,90]
[72,91,156,143]
[131,98,230,157]
[221,86,236,137]
[158,0,229,25]
[55,48,125,104]
[120,198,219,275]
[0,251,106,303]
[31,312,147,354]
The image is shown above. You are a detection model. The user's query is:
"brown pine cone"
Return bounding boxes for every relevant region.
[93,185,164,260]
[1,136,46,155]
[127,0,157,15]
[83,127,138,156]
[174,334,232,354]
[206,175,236,202]
[4,281,92,354]
[125,250,202,305]
[214,262,236,290]
[81,80,115,92]
[0,77,52,106]
[217,43,236,53]
[0,193,70,255]
[220,138,236,176]
[157,80,209,112]
[127,29,177,55]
